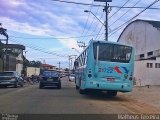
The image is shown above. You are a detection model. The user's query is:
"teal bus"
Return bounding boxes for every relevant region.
[74,40,134,96]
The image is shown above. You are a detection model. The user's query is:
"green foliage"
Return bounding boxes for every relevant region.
[28,60,42,68]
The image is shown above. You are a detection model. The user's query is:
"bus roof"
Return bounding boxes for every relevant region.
[90,40,134,48]
[75,40,134,61]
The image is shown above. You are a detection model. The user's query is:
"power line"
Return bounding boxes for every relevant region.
[85,11,105,41]
[96,0,131,40]
[109,0,142,27]
[9,32,105,40]
[51,0,160,10]
[10,39,68,57]
[51,0,104,7]
[108,0,131,20]
[109,0,160,37]
[79,0,94,40]
[81,6,101,42]
[94,24,104,40]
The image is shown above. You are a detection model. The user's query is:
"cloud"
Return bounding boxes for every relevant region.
[0,0,25,8]
[58,37,80,50]
[0,17,52,36]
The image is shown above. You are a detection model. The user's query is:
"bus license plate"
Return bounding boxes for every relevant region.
[47,78,53,81]
[107,78,115,81]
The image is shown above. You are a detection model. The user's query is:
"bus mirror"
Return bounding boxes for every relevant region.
[74,61,79,67]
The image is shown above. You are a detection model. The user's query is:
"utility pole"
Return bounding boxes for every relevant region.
[94,0,112,41]
[68,55,77,74]
[105,2,109,41]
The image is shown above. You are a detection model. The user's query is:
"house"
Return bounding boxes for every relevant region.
[118,19,160,86]
[0,44,25,75]
[42,64,56,70]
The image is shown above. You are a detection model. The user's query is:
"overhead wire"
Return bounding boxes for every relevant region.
[86,11,105,41]
[109,0,142,27]
[51,0,104,7]
[108,0,131,20]
[9,39,68,57]
[95,0,132,40]
[79,0,94,40]
[109,0,160,37]
[81,6,101,42]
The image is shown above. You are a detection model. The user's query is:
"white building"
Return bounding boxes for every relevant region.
[118,19,160,86]
[26,67,40,77]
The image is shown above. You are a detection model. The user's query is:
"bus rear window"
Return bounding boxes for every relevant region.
[93,43,132,63]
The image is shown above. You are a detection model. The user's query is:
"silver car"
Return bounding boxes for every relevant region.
[0,71,24,88]
[69,74,75,82]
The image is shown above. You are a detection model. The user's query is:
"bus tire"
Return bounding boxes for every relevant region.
[79,89,85,94]
[107,90,117,97]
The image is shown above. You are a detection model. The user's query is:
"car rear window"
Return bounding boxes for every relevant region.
[42,71,59,77]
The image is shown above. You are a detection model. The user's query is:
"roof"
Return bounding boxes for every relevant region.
[8,44,25,50]
[142,19,160,28]
[42,64,56,67]
[117,19,160,42]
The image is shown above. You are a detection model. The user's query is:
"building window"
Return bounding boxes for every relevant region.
[147,63,153,68]
[155,63,160,68]
[147,51,153,56]
[140,54,144,59]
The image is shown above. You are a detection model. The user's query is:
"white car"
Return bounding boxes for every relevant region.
[69,74,75,82]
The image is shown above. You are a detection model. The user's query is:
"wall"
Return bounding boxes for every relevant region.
[16,51,23,75]
[118,20,160,86]
[135,58,160,86]
[118,21,160,56]
[27,67,40,77]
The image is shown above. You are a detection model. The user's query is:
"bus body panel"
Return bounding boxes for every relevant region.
[75,40,134,92]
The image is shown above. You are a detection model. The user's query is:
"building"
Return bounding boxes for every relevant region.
[42,64,56,70]
[26,67,40,77]
[118,19,160,86]
[0,44,25,75]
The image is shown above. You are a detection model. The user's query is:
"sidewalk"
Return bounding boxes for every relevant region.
[124,85,160,109]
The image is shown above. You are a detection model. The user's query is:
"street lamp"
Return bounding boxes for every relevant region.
[72,48,80,54]
[84,10,105,27]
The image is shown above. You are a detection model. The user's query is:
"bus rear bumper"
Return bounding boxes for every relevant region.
[83,82,133,92]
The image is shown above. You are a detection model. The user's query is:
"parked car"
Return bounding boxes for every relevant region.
[39,71,61,89]
[69,74,75,82]
[0,71,24,88]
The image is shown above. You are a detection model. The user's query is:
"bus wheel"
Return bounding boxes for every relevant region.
[79,89,85,94]
[107,90,117,97]
[76,85,79,90]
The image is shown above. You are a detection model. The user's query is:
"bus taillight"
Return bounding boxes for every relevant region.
[88,74,92,78]
[88,69,92,78]
[129,72,133,80]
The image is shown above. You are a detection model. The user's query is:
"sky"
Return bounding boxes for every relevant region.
[0,0,160,68]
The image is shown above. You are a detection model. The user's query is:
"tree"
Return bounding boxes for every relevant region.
[28,60,42,68]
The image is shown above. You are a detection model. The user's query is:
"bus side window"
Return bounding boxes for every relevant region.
[74,61,79,68]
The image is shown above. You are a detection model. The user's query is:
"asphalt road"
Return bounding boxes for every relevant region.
[0,77,159,114]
